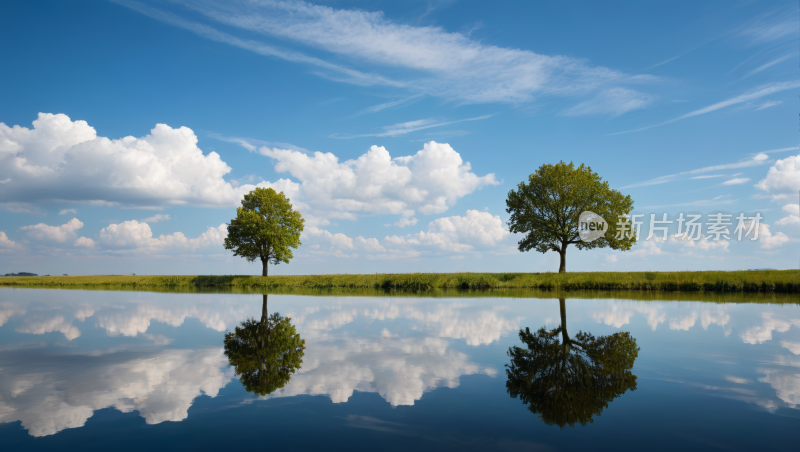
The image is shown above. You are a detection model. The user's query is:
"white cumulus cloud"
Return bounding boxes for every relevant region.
[355,236,385,252]
[0,231,25,251]
[385,209,509,253]
[756,153,800,200]
[20,218,83,243]
[741,221,790,250]
[385,210,418,228]
[73,237,95,248]
[776,204,800,227]
[611,232,730,262]
[258,142,498,221]
[305,226,355,249]
[0,113,265,208]
[1,114,499,228]
[99,220,227,252]
[668,233,731,252]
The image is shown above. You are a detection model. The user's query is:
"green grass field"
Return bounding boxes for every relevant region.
[1,270,799,293]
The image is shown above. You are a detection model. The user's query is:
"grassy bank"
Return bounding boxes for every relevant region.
[2,284,798,305]
[1,270,799,293]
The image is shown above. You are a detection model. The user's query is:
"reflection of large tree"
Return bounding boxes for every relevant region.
[224,295,305,395]
[506,298,639,428]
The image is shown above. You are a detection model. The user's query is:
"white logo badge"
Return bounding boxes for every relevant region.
[579,211,607,242]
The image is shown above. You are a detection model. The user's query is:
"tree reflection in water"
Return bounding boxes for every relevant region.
[506,298,639,428]
[224,294,306,395]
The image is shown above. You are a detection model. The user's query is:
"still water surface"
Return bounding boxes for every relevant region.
[0,288,798,450]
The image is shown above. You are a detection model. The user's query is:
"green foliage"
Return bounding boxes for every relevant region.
[506,325,639,428]
[224,312,306,396]
[2,270,799,293]
[224,187,304,275]
[506,161,635,272]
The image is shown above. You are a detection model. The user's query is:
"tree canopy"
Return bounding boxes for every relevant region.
[224,187,304,276]
[224,296,306,396]
[506,161,635,272]
[505,299,639,428]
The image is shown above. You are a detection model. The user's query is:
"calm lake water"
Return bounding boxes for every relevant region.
[0,288,798,451]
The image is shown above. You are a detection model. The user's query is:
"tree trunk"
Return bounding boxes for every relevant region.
[261,258,268,277]
[559,298,570,353]
[261,294,268,325]
[558,242,567,273]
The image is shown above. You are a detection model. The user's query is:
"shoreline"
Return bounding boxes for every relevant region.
[1,270,798,293]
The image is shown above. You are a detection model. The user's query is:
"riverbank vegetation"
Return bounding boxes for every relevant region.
[1,270,798,293]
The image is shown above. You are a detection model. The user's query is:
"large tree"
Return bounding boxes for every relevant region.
[224,187,304,276]
[505,298,639,428]
[506,161,635,273]
[224,295,306,396]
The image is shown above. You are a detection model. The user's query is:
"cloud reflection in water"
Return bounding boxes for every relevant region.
[0,347,233,436]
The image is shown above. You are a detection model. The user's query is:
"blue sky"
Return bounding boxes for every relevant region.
[0,0,798,275]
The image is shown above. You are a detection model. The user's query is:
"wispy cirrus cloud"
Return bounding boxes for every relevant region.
[642,194,736,210]
[115,0,404,88]
[754,100,783,111]
[331,115,493,139]
[621,153,770,189]
[748,146,798,156]
[318,97,345,106]
[611,81,800,135]
[742,53,797,79]
[647,53,689,70]
[738,5,799,46]
[721,178,750,186]
[561,88,656,117]
[117,0,658,110]
[208,133,311,154]
[351,94,425,117]
[142,214,171,223]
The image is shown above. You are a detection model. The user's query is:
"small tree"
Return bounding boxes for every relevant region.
[506,161,635,273]
[224,187,304,276]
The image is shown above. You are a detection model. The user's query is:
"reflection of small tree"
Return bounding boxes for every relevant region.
[506,298,639,428]
[224,295,305,396]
